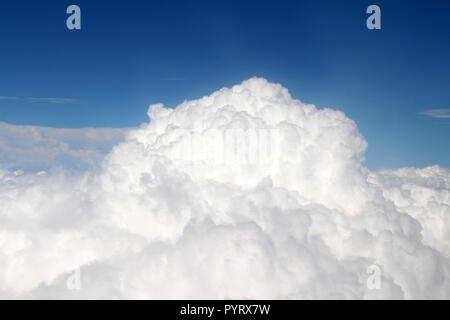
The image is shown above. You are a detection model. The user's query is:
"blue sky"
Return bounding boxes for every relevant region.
[0,0,449,170]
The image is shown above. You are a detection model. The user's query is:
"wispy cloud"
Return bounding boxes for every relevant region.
[163,77,185,81]
[419,108,450,119]
[0,96,81,104]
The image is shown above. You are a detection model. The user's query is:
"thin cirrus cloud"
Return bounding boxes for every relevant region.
[163,77,185,81]
[0,96,81,104]
[419,108,450,119]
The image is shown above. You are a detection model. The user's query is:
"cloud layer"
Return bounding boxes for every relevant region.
[0,78,448,299]
[0,122,129,171]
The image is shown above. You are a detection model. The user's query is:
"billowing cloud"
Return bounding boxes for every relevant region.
[0,78,448,299]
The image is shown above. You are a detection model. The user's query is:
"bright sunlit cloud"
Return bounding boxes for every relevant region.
[0,78,448,299]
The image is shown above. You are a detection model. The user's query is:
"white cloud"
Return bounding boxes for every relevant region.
[419,108,450,119]
[0,96,81,104]
[0,78,449,299]
[0,122,130,171]
[371,166,450,256]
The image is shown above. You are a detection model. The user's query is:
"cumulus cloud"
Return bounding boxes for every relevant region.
[0,78,449,299]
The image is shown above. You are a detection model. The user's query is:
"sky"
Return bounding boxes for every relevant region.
[0,2,450,299]
[0,0,449,170]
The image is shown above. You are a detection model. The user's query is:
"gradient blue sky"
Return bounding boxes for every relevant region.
[0,0,449,170]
